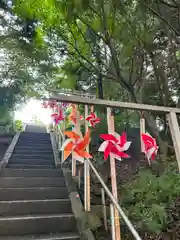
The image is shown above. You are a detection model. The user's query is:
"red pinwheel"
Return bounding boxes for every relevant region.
[51,108,65,125]
[141,133,158,161]
[98,132,131,161]
[86,112,100,128]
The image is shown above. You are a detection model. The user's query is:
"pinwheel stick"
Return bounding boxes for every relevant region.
[107,107,121,240]
[84,105,91,211]
[140,119,152,166]
[90,105,94,112]
[72,105,78,176]
[53,105,58,143]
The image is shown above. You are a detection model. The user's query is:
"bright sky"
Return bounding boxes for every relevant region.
[14,99,52,125]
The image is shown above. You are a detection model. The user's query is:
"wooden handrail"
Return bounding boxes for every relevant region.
[49,92,180,113]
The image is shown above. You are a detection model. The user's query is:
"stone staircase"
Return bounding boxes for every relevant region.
[0,128,80,239]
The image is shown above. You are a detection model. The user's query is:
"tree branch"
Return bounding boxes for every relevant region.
[159,0,178,8]
[145,3,180,36]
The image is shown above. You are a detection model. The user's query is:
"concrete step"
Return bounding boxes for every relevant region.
[15,145,53,150]
[0,233,80,239]
[9,160,55,166]
[19,135,50,139]
[16,145,52,149]
[16,142,52,147]
[13,149,53,154]
[0,214,76,236]
[0,169,63,177]
[25,125,47,133]
[17,141,52,146]
[11,154,54,159]
[17,139,51,143]
[19,135,50,140]
[0,187,68,200]
[7,164,56,169]
[21,132,49,136]
[0,177,66,188]
[0,199,72,216]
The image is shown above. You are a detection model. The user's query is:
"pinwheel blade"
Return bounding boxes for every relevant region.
[100,134,118,143]
[76,129,91,150]
[98,141,109,152]
[64,131,80,141]
[63,142,74,161]
[120,132,127,146]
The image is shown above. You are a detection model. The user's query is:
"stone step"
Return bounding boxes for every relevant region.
[0,177,66,188]
[0,199,72,216]
[0,233,80,239]
[7,164,56,169]
[0,169,63,177]
[0,214,77,236]
[8,160,55,166]
[0,187,68,200]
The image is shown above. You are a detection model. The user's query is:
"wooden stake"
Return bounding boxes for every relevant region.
[84,105,91,211]
[107,107,121,240]
[167,112,180,172]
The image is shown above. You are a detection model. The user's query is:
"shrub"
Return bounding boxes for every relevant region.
[14,120,23,131]
[120,164,180,234]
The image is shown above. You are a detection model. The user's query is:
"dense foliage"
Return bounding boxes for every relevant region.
[120,161,180,238]
[1,0,178,152]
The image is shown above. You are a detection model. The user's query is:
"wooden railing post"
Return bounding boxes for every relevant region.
[84,105,91,211]
[167,111,180,172]
[140,118,145,152]
[101,188,108,231]
[107,107,121,240]
[110,204,116,240]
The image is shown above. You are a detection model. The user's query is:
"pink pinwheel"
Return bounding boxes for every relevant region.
[98,132,131,161]
[41,102,48,109]
[62,102,71,108]
[86,112,101,128]
[68,104,84,125]
[48,101,57,109]
[141,133,158,161]
[51,108,65,125]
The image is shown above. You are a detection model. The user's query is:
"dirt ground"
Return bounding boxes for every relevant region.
[0,134,14,160]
